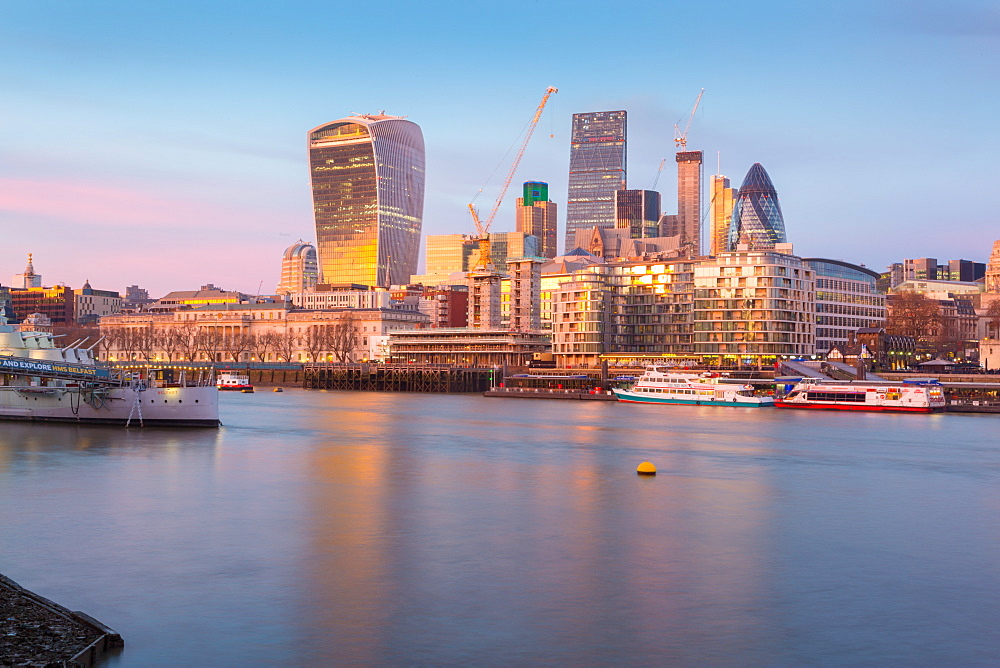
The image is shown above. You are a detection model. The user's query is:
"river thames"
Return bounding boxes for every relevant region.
[1,390,998,665]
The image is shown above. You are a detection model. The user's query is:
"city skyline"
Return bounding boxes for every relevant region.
[2,1,999,297]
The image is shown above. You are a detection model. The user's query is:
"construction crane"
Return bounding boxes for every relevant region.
[650,157,666,190]
[468,86,558,270]
[673,88,704,150]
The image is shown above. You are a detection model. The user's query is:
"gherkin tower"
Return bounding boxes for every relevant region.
[728,163,786,250]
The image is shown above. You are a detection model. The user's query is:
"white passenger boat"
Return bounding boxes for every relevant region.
[775,378,946,413]
[217,371,253,392]
[0,315,219,427]
[613,367,774,407]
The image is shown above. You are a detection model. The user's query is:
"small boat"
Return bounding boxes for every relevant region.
[272,387,283,393]
[217,372,254,392]
[775,378,946,413]
[613,367,774,407]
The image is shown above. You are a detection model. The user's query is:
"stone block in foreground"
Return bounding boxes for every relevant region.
[0,573,123,667]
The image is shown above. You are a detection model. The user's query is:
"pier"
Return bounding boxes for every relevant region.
[304,363,494,393]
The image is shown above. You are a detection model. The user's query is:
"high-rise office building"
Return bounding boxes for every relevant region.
[516,181,558,258]
[665,151,703,253]
[566,111,627,251]
[276,240,318,295]
[614,190,661,238]
[708,175,736,255]
[728,163,786,250]
[308,114,425,288]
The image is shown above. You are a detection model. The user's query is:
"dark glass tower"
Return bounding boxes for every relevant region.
[308,114,425,288]
[566,111,627,251]
[728,163,786,249]
[614,189,661,238]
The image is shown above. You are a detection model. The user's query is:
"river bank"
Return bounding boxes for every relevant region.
[0,574,122,666]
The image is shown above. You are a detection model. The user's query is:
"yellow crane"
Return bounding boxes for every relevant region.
[673,88,704,150]
[468,86,558,270]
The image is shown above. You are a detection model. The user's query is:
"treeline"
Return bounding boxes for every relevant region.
[83,315,362,363]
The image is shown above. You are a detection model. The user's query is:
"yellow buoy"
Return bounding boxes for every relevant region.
[636,461,656,476]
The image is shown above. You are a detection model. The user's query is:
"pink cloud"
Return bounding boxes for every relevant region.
[0,177,229,228]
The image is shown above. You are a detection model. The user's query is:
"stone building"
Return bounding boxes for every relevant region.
[99,303,428,364]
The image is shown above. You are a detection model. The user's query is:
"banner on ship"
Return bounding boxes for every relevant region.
[0,357,111,378]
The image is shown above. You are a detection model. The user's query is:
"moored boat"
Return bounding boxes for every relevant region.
[217,371,253,392]
[0,315,219,427]
[613,366,774,407]
[775,378,946,413]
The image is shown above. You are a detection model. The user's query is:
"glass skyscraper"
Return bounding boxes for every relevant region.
[566,111,626,251]
[308,114,425,288]
[728,163,786,250]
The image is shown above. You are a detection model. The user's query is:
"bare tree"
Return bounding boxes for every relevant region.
[158,327,185,362]
[198,328,224,363]
[222,331,253,363]
[886,292,942,346]
[129,324,158,361]
[176,322,201,361]
[97,327,118,362]
[117,327,139,361]
[249,331,279,362]
[302,325,332,363]
[330,312,361,363]
[275,327,300,363]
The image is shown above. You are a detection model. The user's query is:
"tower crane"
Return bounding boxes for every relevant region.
[673,88,704,150]
[650,158,666,190]
[468,86,558,271]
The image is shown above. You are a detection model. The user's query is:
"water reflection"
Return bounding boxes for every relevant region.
[0,391,997,665]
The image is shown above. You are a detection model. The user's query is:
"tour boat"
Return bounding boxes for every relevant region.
[0,315,219,427]
[613,367,774,407]
[217,372,254,392]
[775,378,946,413]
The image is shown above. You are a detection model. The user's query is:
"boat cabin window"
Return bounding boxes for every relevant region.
[805,391,867,402]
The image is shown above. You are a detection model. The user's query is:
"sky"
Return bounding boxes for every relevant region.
[2,0,998,298]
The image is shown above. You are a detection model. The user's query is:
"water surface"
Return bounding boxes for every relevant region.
[1,391,997,665]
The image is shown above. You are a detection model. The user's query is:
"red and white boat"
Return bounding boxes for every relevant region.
[775,378,946,413]
[217,372,254,392]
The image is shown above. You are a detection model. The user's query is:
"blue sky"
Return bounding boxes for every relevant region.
[2,0,998,297]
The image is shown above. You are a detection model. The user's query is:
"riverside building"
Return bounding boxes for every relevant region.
[693,245,815,362]
[802,258,885,356]
[99,303,428,364]
[566,110,627,250]
[308,114,425,288]
[550,258,696,367]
